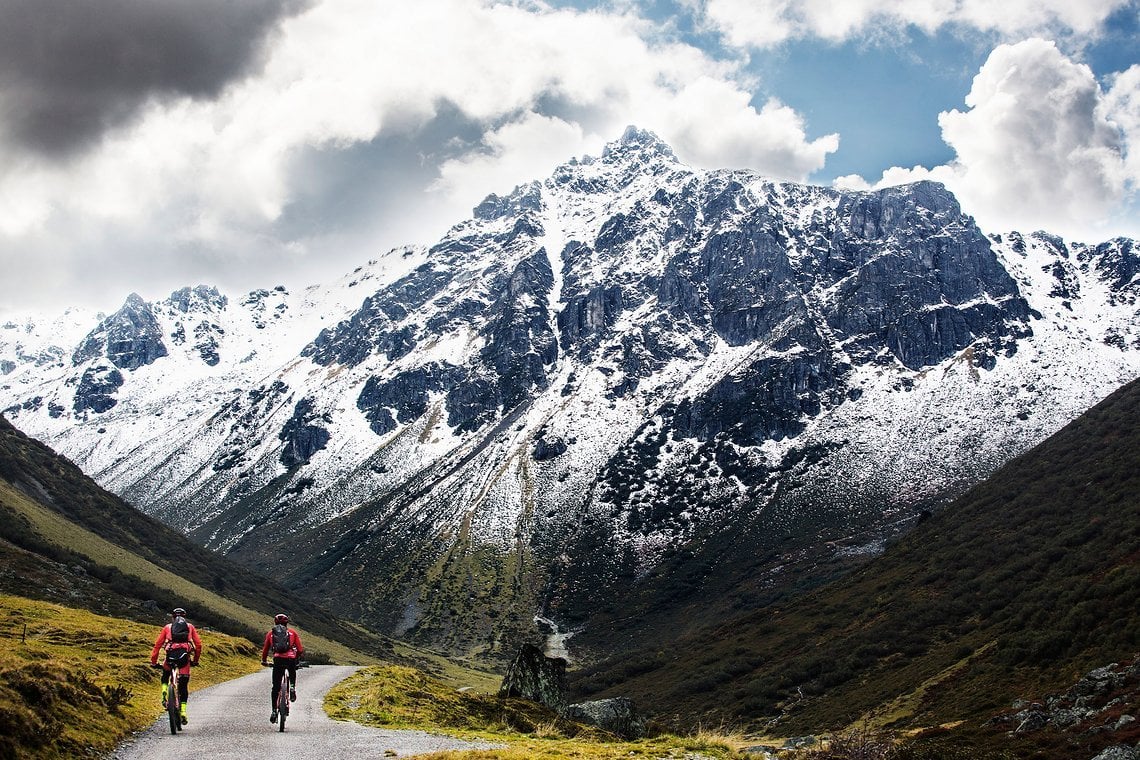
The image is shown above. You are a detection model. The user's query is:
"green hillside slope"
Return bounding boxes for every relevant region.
[0,414,386,663]
[571,377,1140,757]
[0,594,262,759]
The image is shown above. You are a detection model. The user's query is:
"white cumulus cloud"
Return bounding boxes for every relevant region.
[1105,64,1140,186]
[701,0,1133,47]
[842,39,1137,240]
[0,0,839,313]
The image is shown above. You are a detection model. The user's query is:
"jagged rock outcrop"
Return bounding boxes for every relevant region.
[73,293,168,370]
[990,658,1140,749]
[279,398,331,468]
[169,285,228,314]
[73,364,124,414]
[533,435,567,461]
[356,365,460,436]
[499,643,567,712]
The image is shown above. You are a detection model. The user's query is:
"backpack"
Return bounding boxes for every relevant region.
[165,648,191,668]
[271,624,292,654]
[170,616,190,644]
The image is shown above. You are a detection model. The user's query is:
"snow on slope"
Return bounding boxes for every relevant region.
[2,130,1140,653]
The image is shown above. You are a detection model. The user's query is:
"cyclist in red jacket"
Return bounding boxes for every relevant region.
[261,613,304,723]
[149,607,202,725]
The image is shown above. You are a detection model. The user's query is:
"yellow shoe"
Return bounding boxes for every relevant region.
[180,704,188,725]
[161,684,168,708]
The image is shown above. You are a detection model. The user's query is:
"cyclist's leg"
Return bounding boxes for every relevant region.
[271,660,286,707]
[160,668,171,705]
[178,672,190,704]
[288,660,298,699]
[179,672,190,722]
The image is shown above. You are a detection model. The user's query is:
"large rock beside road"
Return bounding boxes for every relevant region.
[498,643,567,712]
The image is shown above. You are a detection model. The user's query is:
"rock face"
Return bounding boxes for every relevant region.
[73,293,168,370]
[499,644,567,712]
[4,129,1140,663]
[991,658,1140,754]
[74,364,124,415]
[1090,747,1138,760]
[279,399,331,468]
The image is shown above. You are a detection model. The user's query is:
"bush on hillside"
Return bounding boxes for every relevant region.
[805,727,898,760]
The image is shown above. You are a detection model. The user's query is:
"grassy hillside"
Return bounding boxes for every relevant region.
[0,594,262,758]
[326,664,753,759]
[0,414,391,663]
[0,414,509,694]
[570,376,1140,758]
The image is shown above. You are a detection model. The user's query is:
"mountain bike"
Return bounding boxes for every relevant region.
[153,656,185,735]
[265,660,301,731]
[265,659,309,731]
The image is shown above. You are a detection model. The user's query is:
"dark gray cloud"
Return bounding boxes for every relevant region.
[276,103,487,237]
[0,0,308,158]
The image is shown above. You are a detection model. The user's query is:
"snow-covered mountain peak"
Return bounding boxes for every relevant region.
[3,129,1140,660]
[603,125,677,163]
[548,126,688,205]
[167,285,229,315]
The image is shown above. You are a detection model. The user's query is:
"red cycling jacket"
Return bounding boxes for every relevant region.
[150,622,202,675]
[261,627,304,661]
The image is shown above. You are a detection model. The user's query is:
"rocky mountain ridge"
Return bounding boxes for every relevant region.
[3,127,1140,659]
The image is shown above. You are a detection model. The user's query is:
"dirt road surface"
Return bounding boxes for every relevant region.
[112,665,502,759]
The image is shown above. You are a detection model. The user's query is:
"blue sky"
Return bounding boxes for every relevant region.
[748,31,969,179]
[561,0,981,178]
[0,0,1137,314]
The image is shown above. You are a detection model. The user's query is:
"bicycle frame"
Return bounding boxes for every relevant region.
[276,667,290,732]
[165,664,182,735]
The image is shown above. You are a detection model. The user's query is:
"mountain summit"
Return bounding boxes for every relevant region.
[3,129,1140,659]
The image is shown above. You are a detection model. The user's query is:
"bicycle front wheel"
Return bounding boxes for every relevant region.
[167,676,180,735]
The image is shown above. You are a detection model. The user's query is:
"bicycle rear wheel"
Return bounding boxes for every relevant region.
[278,673,289,732]
[167,674,181,735]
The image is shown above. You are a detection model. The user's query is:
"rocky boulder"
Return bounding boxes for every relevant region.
[533,435,567,461]
[498,643,567,712]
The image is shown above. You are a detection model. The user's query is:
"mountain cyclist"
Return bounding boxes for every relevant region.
[261,613,304,723]
[149,607,202,725]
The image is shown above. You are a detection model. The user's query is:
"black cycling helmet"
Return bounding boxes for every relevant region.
[274,613,289,624]
[172,607,187,616]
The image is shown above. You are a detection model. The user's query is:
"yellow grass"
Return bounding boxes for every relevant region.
[0,478,367,664]
[326,665,752,760]
[0,594,261,758]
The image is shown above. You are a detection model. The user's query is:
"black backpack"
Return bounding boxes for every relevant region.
[271,624,291,654]
[170,616,190,644]
[166,648,191,668]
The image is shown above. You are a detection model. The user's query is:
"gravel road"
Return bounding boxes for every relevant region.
[111,665,502,759]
